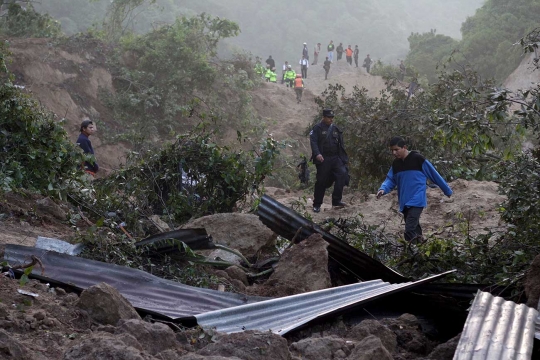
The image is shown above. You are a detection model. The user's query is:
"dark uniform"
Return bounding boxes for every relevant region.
[310,109,349,211]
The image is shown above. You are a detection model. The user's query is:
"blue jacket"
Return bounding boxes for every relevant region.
[77,133,99,173]
[379,151,452,212]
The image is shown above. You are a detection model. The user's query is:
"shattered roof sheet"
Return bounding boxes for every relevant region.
[454,291,537,360]
[4,244,266,320]
[257,195,407,283]
[196,270,454,335]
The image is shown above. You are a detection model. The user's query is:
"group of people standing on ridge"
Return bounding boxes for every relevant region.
[254,41,375,102]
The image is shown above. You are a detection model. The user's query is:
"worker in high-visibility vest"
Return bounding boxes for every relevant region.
[294,73,304,103]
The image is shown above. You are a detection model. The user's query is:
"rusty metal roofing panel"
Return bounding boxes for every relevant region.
[4,244,266,321]
[195,270,454,335]
[454,291,537,360]
[257,195,407,283]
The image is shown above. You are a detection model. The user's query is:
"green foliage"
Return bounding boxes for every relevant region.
[313,61,522,191]
[19,266,33,286]
[407,0,540,82]
[0,42,84,193]
[0,2,62,38]
[406,30,460,83]
[75,129,280,237]
[100,13,250,144]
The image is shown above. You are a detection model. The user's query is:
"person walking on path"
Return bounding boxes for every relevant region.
[327,41,335,62]
[336,43,344,61]
[299,55,309,79]
[345,45,353,65]
[284,65,296,87]
[363,54,372,73]
[281,61,289,84]
[312,43,321,65]
[266,55,275,69]
[302,42,309,60]
[323,57,331,80]
[77,119,99,177]
[377,136,453,243]
[294,73,304,103]
[353,45,359,67]
[310,109,349,213]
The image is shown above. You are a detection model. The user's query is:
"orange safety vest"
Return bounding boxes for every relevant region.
[346,48,353,57]
[294,77,303,88]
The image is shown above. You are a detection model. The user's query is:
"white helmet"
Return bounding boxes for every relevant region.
[303,42,307,45]
[288,65,292,68]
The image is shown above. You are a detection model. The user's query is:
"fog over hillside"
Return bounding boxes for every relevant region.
[36,0,484,66]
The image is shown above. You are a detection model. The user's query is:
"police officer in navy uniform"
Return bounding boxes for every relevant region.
[310,109,349,213]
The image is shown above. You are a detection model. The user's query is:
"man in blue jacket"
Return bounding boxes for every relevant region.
[76,119,99,177]
[377,136,452,242]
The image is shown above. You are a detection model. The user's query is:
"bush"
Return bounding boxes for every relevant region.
[0,42,83,194]
[0,3,62,38]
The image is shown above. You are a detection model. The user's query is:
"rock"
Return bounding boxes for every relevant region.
[230,279,246,292]
[149,215,171,232]
[347,335,393,360]
[182,213,276,258]
[525,253,540,307]
[33,310,47,321]
[180,355,242,360]
[381,314,434,355]
[225,266,249,286]
[116,319,179,355]
[36,197,67,220]
[156,348,188,359]
[55,287,67,297]
[290,336,357,359]
[63,333,146,360]
[268,233,331,294]
[425,333,461,360]
[348,319,397,353]
[206,248,243,266]
[197,331,290,360]
[76,282,141,325]
[0,303,9,319]
[0,329,30,359]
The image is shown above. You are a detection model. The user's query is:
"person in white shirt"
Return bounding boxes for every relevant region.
[299,55,309,79]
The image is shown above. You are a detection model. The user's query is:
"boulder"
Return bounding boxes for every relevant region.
[267,233,331,294]
[76,282,140,325]
[0,329,30,360]
[290,335,357,359]
[425,333,461,360]
[196,331,290,360]
[116,319,179,355]
[347,335,393,360]
[182,213,276,258]
[63,333,146,360]
[348,319,397,353]
[36,197,67,220]
[225,266,249,286]
[381,314,435,355]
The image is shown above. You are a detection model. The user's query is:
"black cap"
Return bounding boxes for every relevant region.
[322,109,335,117]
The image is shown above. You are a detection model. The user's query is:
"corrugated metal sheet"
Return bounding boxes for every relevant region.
[4,244,267,321]
[257,194,407,283]
[135,228,214,254]
[454,291,537,360]
[196,270,454,335]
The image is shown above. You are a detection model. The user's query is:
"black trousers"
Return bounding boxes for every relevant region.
[313,156,347,207]
[346,56,352,65]
[403,206,423,242]
[354,57,358,67]
[301,65,308,78]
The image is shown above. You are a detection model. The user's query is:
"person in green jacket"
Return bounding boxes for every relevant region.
[264,65,272,82]
[284,65,296,88]
[269,68,277,83]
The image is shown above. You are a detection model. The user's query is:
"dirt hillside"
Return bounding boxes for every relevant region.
[503,51,540,91]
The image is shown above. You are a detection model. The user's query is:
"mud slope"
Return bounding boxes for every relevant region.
[7,38,127,174]
[504,51,540,91]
